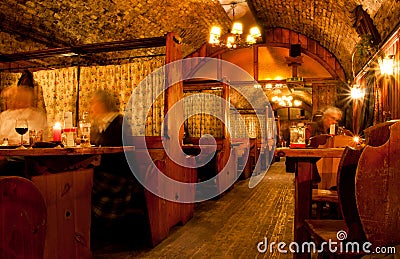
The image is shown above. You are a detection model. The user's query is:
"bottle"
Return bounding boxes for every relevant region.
[329,123,336,136]
[63,112,76,147]
[79,112,91,147]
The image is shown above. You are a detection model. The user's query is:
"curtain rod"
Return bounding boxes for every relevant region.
[0,53,166,72]
[0,36,167,62]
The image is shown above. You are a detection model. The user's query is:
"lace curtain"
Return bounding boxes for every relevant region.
[0,57,165,137]
[230,113,265,139]
[34,67,77,126]
[183,90,266,139]
[184,90,223,138]
[80,59,165,136]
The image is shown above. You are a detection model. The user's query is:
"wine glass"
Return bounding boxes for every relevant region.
[15,119,28,149]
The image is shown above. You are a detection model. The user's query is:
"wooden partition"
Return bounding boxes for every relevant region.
[234,138,259,179]
[132,136,197,246]
[128,32,200,246]
[216,83,239,192]
[182,81,239,193]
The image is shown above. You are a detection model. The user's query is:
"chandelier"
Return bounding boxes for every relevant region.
[271,95,302,107]
[209,2,262,49]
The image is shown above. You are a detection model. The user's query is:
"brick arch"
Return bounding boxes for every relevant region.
[264,28,346,82]
[190,28,347,83]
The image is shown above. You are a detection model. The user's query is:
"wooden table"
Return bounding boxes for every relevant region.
[0,146,133,157]
[0,146,134,259]
[275,147,344,259]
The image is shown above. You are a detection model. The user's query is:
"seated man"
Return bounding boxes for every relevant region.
[306,106,342,141]
[89,89,143,243]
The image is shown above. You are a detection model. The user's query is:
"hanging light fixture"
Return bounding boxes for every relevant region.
[271,95,302,107]
[209,2,262,49]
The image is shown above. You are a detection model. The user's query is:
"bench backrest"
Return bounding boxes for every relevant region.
[0,176,47,259]
[356,121,400,248]
[337,146,366,242]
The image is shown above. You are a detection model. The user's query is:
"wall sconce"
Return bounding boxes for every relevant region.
[350,85,365,99]
[378,55,395,76]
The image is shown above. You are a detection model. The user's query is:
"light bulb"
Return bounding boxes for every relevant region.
[209,26,221,44]
[231,22,243,35]
[249,27,261,37]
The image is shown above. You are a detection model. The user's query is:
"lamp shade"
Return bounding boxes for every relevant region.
[209,26,221,44]
[231,22,243,35]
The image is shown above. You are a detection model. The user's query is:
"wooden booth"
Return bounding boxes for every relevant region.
[0,32,198,255]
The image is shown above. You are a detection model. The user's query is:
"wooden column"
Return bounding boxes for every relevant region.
[312,83,337,114]
[142,32,197,247]
[217,82,237,192]
[253,46,259,81]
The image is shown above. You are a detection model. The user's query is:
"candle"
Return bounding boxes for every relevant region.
[53,122,62,142]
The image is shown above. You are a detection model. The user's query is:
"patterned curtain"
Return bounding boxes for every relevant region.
[34,67,77,128]
[184,90,223,138]
[230,113,265,139]
[80,57,165,136]
[1,57,165,137]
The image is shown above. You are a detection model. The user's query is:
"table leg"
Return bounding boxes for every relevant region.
[293,158,315,259]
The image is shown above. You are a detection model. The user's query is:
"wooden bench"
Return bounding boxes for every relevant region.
[0,176,47,259]
[305,146,367,257]
[131,136,197,247]
[305,121,400,257]
[356,121,400,248]
[234,138,261,179]
[309,134,358,218]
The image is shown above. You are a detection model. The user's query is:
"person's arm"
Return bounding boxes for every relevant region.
[338,127,354,136]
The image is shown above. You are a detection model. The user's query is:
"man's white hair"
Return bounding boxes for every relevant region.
[323,106,342,118]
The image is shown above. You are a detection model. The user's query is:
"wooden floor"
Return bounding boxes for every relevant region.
[93,160,295,258]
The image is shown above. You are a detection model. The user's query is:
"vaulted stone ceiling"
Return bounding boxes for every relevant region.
[248,0,400,79]
[0,0,399,78]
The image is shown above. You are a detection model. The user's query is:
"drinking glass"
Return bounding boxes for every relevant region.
[15,119,28,149]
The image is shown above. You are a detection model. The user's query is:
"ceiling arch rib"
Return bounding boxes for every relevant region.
[246,0,360,80]
[264,28,346,82]
[193,28,346,83]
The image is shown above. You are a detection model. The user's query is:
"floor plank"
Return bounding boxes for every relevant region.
[93,160,294,258]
